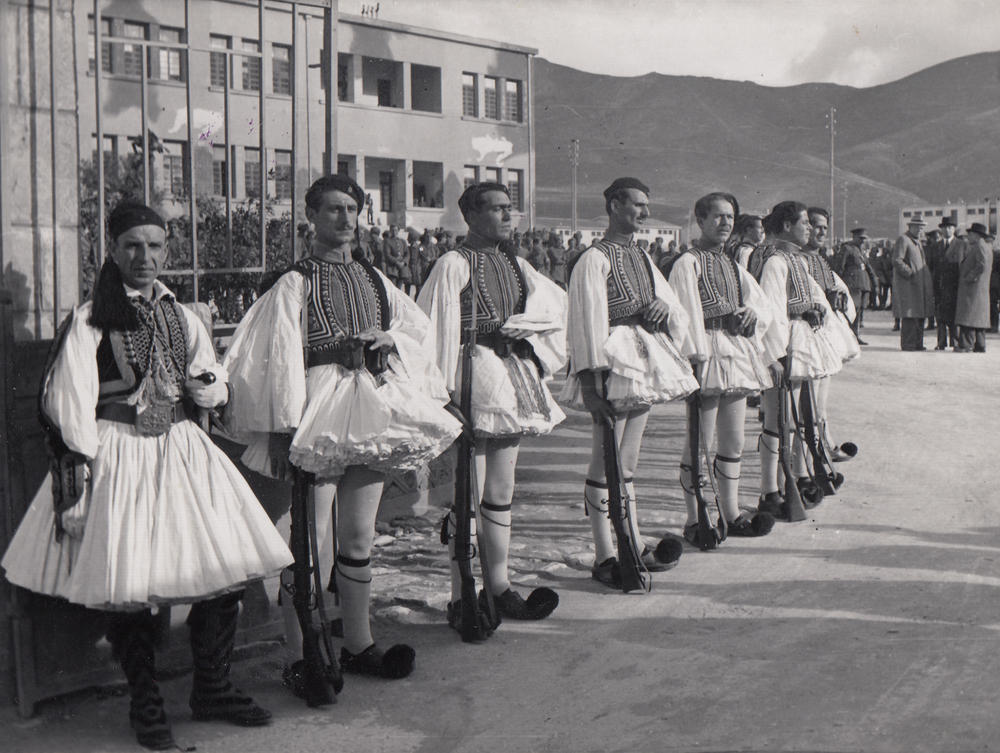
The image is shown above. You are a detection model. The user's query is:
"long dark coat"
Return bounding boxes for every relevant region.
[955,234,993,329]
[892,232,934,318]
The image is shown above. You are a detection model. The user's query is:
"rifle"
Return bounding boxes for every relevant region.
[777,368,808,523]
[449,252,499,641]
[794,381,844,496]
[289,468,342,706]
[601,411,650,593]
[686,392,726,550]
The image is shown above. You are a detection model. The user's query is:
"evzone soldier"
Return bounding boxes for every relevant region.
[728,213,765,269]
[803,207,860,463]
[563,177,698,586]
[418,182,566,625]
[2,202,293,750]
[223,175,462,686]
[669,193,779,543]
[752,201,844,519]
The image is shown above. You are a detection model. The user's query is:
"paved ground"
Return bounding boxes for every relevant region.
[8,309,1000,753]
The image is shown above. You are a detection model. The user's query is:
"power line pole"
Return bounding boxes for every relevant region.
[827,107,836,246]
[570,138,579,233]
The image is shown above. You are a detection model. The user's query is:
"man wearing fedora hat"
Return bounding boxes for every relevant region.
[954,222,994,352]
[926,216,961,349]
[835,227,872,344]
[892,214,935,351]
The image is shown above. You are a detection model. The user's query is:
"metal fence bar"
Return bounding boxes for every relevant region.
[140,38,149,206]
[93,0,106,269]
[223,42,233,267]
[290,2,298,261]
[323,7,334,175]
[257,0,266,270]
[49,0,59,334]
[184,0,199,302]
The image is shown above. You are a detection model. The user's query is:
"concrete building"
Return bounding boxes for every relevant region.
[539,217,682,248]
[335,13,536,233]
[900,201,1000,236]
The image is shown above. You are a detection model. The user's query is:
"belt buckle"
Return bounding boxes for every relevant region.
[346,342,365,370]
[135,400,175,436]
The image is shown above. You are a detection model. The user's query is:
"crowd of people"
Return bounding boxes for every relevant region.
[8,171,954,752]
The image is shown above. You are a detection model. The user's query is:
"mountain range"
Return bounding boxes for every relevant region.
[532,51,1000,238]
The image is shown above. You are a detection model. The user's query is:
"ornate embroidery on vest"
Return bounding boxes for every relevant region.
[592,240,655,324]
[802,251,837,292]
[299,257,382,356]
[690,248,742,319]
[97,297,189,404]
[459,247,525,334]
[783,250,818,315]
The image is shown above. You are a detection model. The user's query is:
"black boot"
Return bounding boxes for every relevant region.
[107,612,175,751]
[187,591,271,727]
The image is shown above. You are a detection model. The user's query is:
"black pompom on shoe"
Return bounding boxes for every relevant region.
[341,643,415,680]
[796,477,824,509]
[727,511,775,537]
[493,587,559,620]
[758,491,785,520]
[650,538,683,569]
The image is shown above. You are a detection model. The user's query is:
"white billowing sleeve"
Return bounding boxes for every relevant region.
[737,265,776,350]
[506,258,568,376]
[667,253,710,363]
[377,269,450,401]
[649,254,695,359]
[222,271,307,435]
[758,255,791,363]
[808,273,837,321]
[416,251,467,393]
[566,247,612,373]
[180,305,229,407]
[41,305,102,460]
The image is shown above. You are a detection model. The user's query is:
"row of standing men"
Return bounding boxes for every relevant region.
[1,175,860,750]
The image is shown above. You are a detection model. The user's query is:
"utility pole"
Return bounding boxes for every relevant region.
[842,184,848,239]
[570,138,580,233]
[827,107,836,247]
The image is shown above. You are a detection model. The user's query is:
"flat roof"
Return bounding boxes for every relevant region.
[339,13,538,56]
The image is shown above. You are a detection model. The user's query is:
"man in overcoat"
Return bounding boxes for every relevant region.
[892,214,935,351]
[836,227,873,343]
[927,217,961,349]
[954,222,994,352]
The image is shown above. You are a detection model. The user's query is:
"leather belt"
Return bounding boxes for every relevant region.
[96,401,187,425]
[307,341,388,375]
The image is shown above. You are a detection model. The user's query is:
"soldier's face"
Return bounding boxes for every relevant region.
[468,191,512,242]
[111,224,167,293]
[698,198,735,246]
[786,210,812,246]
[307,190,358,247]
[808,215,828,247]
[611,189,649,234]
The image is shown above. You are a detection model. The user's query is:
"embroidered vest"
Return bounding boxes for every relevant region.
[96,297,189,405]
[292,256,389,360]
[591,239,656,325]
[801,250,838,292]
[458,246,526,335]
[688,247,743,319]
[755,245,819,316]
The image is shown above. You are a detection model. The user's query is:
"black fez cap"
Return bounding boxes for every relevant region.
[603,177,650,201]
[108,201,166,240]
[305,174,365,210]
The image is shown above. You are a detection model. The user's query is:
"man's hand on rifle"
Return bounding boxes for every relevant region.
[269,432,294,480]
[735,306,758,337]
[356,327,395,352]
[579,370,615,424]
[643,298,670,328]
[769,358,785,385]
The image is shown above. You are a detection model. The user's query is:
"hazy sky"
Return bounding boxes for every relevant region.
[368,0,999,87]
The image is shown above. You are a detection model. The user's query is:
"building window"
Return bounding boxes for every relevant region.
[337,54,353,102]
[87,15,112,74]
[272,44,292,95]
[507,169,523,211]
[245,147,261,198]
[241,39,261,92]
[411,64,441,113]
[463,165,478,190]
[462,72,478,117]
[122,21,148,77]
[273,150,292,201]
[154,27,185,82]
[485,166,501,183]
[362,57,403,108]
[159,141,187,196]
[484,76,499,120]
[212,145,228,197]
[210,35,231,88]
[504,79,523,122]
[93,133,117,168]
[337,159,349,176]
[412,161,443,208]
